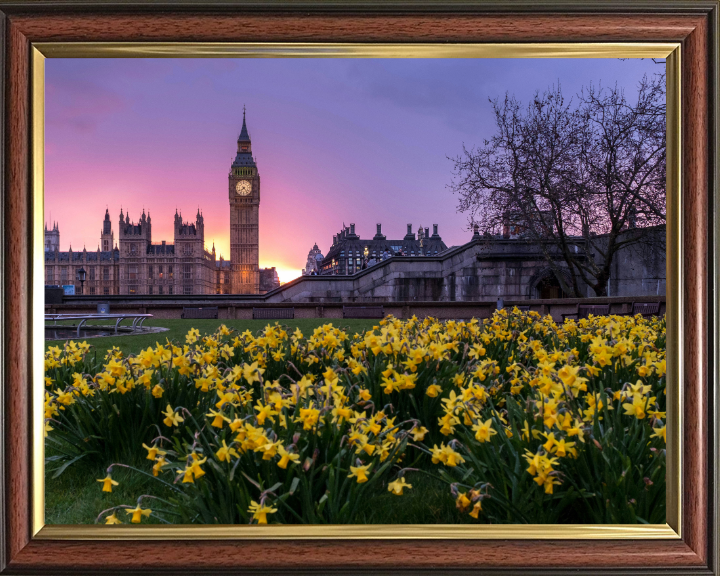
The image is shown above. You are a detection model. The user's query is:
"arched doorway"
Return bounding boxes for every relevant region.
[531,270,569,299]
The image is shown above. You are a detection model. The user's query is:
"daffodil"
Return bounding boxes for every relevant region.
[142,443,166,461]
[455,492,471,512]
[105,512,123,525]
[426,384,442,398]
[469,501,482,518]
[242,361,265,385]
[97,474,118,493]
[162,404,184,427]
[216,440,239,462]
[348,464,371,483]
[277,445,300,469]
[651,424,666,442]
[125,505,151,523]
[472,418,497,443]
[248,500,278,524]
[387,477,411,495]
[411,426,428,441]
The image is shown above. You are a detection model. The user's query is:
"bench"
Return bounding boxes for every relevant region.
[620,302,662,318]
[253,307,295,320]
[181,306,218,319]
[561,304,610,322]
[343,305,385,319]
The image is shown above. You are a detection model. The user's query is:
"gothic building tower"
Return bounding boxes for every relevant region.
[44,221,60,252]
[228,109,260,294]
[100,208,114,251]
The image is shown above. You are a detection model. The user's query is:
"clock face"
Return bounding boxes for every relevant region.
[235,180,252,196]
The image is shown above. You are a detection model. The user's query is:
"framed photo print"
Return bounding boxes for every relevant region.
[1,1,717,574]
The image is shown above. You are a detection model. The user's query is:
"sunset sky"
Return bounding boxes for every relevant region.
[45,57,661,283]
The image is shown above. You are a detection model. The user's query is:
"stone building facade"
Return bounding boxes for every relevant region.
[259,268,281,293]
[116,208,217,295]
[45,244,120,296]
[319,223,448,275]
[44,206,280,296]
[301,243,324,276]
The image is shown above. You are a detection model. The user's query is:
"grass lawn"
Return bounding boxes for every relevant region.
[45,318,380,357]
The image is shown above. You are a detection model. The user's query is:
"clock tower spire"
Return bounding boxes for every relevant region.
[228,108,260,294]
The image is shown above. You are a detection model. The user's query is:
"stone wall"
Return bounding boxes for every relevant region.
[48,296,666,324]
[264,239,573,304]
[263,227,666,304]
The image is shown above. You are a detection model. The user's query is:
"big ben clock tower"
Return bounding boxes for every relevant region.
[229,108,260,294]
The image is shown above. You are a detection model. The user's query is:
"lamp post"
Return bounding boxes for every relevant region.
[77,266,86,295]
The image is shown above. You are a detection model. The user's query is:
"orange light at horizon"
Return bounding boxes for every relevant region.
[260,262,301,284]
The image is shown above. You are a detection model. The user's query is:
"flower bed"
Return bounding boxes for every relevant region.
[44,309,666,525]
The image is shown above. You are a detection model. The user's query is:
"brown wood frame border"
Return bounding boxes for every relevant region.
[1,2,717,574]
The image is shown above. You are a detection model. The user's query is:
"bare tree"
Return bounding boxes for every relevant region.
[449,74,666,297]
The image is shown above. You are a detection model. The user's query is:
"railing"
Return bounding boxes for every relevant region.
[45,313,153,337]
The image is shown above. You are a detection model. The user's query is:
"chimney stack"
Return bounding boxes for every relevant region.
[404,223,416,241]
[374,223,386,240]
[433,224,438,236]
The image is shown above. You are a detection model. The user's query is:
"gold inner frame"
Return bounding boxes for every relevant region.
[31,42,682,540]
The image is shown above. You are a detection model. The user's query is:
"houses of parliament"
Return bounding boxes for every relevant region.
[44,113,280,296]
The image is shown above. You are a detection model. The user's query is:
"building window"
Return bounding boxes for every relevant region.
[46,268,53,284]
[183,264,192,280]
[128,286,137,294]
[168,286,173,295]
[103,287,109,295]
[183,285,192,295]
[89,287,96,295]
[148,265,153,278]
[158,286,163,295]
[103,240,109,251]
[89,267,96,281]
[129,265,138,280]
[168,265,173,278]
[183,244,192,256]
[148,286,153,295]
[130,244,137,255]
[103,267,110,281]
[158,266,164,279]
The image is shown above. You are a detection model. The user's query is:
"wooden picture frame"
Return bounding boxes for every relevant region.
[1,1,717,573]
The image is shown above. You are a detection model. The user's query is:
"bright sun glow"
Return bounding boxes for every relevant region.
[261,263,301,284]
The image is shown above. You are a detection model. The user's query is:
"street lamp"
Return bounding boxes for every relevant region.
[77,266,86,295]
